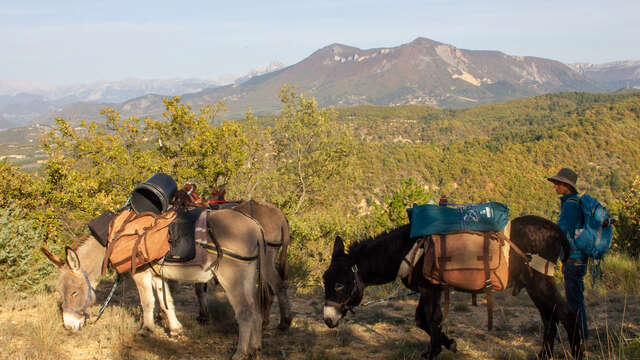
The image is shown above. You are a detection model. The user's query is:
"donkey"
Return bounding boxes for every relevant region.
[195,200,293,330]
[43,208,269,360]
[322,215,583,360]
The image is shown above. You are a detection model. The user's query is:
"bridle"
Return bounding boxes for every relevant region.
[63,270,95,319]
[325,264,364,315]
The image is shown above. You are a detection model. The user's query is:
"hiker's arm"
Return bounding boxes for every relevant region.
[557,201,581,242]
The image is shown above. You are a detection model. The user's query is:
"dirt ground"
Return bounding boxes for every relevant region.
[2,275,639,360]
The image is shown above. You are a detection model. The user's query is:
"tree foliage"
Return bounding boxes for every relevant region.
[270,84,355,213]
[1,89,640,290]
[611,176,640,257]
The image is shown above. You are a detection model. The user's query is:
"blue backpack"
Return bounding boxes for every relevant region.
[573,194,615,260]
[572,194,616,285]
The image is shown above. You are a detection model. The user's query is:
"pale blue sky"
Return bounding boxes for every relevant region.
[2,0,638,85]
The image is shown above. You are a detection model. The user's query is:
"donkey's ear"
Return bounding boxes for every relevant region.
[65,247,81,273]
[332,236,345,258]
[41,246,65,268]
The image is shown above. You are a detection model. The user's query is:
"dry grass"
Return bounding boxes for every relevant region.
[1,274,639,360]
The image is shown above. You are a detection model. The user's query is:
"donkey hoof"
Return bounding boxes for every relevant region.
[169,327,183,338]
[197,315,209,324]
[137,326,155,337]
[277,318,293,331]
[448,340,457,353]
[231,352,249,360]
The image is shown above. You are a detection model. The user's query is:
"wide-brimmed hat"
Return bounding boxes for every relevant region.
[547,168,578,193]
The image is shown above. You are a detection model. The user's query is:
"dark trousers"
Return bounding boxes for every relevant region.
[563,258,589,339]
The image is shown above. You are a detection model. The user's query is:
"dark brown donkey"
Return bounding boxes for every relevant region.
[195,200,293,330]
[322,215,583,360]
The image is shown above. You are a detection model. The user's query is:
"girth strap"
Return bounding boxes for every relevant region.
[442,287,450,322]
[483,232,494,331]
[197,241,259,263]
[438,234,448,283]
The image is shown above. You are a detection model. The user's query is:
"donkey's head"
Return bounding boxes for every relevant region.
[42,246,96,331]
[322,236,364,328]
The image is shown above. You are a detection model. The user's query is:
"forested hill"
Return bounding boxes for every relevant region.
[2,89,640,291]
[323,92,640,220]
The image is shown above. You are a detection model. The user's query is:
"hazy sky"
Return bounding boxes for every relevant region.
[2,0,638,85]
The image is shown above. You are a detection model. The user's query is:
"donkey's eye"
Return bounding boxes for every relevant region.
[71,291,79,298]
[334,283,344,292]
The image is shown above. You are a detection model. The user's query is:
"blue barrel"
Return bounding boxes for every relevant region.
[130,173,177,214]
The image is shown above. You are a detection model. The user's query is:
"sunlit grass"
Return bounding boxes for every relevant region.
[1,254,638,359]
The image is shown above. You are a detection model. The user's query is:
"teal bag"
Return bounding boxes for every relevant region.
[407,202,509,239]
[574,194,614,260]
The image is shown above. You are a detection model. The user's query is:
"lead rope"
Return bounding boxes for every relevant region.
[361,291,420,307]
[94,273,120,323]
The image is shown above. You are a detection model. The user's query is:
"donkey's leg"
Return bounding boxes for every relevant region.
[416,286,454,360]
[215,260,263,360]
[132,270,158,335]
[415,294,456,352]
[150,274,183,337]
[195,282,212,324]
[267,247,293,331]
[524,274,583,360]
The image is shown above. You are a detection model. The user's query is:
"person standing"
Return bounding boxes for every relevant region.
[547,168,588,339]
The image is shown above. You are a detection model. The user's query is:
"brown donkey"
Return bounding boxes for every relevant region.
[195,200,293,330]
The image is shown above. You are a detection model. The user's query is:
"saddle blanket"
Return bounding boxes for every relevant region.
[162,208,209,267]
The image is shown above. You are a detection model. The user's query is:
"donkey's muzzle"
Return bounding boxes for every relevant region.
[323,305,341,328]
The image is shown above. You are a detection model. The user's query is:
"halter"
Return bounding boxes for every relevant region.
[326,264,364,315]
[63,270,95,319]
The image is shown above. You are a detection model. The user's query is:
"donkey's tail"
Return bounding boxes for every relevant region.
[277,217,291,280]
[256,223,270,316]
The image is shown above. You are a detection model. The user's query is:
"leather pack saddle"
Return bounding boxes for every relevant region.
[424,230,510,292]
[103,209,176,275]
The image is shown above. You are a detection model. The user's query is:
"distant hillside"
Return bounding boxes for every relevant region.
[570,60,640,90]
[182,37,604,118]
[322,92,640,218]
[38,37,607,124]
[6,92,639,220]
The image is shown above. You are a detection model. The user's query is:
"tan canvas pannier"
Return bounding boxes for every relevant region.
[423,231,510,292]
[103,209,177,274]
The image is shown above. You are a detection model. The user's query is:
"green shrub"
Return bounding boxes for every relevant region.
[610,176,640,257]
[595,252,640,295]
[0,206,61,291]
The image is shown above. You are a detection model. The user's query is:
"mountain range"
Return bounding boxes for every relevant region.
[1,38,639,128]
[568,60,640,90]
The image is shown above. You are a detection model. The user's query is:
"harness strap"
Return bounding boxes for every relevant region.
[439,234,448,283]
[161,264,169,311]
[102,210,136,274]
[130,219,156,276]
[483,232,494,331]
[499,232,555,277]
[442,287,450,322]
[197,241,260,262]
[78,270,95,319]
[407,237,425,284]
